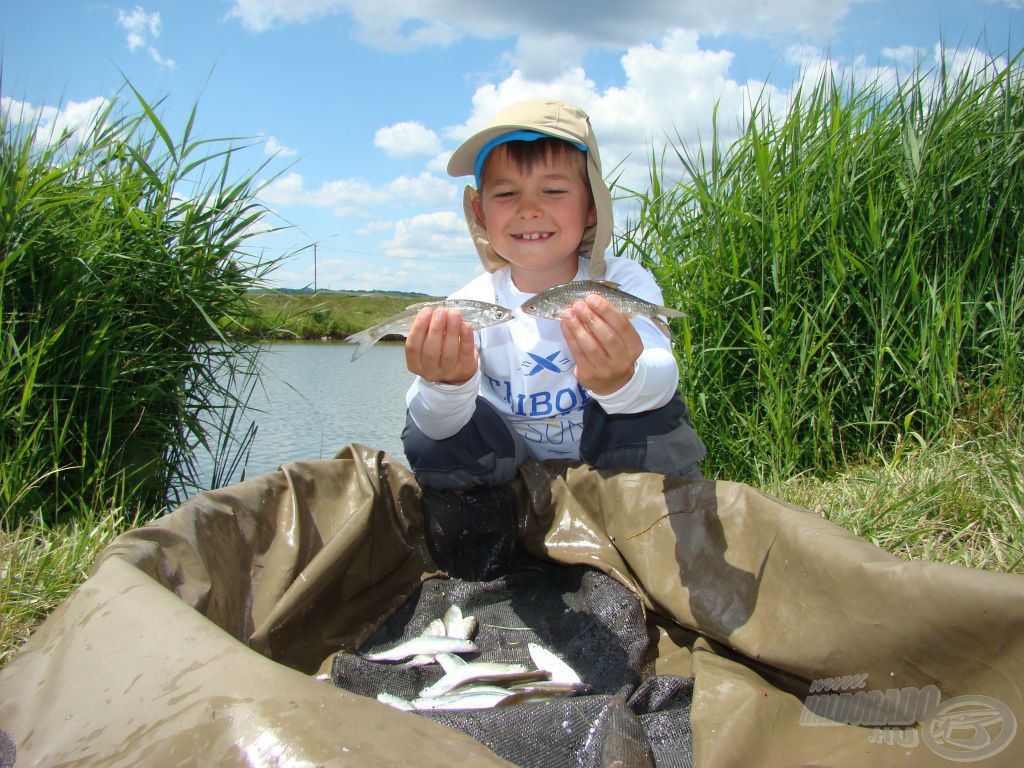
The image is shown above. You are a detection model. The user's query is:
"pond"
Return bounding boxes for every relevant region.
[186,341,414,494]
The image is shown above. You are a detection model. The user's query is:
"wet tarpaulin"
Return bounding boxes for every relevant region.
[1,444,1023,767]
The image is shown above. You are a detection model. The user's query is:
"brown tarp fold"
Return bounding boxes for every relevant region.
[1,444,1022,766]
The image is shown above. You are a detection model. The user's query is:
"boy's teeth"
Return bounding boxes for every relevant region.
[520,233,546,240]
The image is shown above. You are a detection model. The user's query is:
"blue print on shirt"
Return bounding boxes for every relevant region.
[521,351,573,376]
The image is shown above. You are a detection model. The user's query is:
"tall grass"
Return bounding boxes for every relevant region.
[1,86,277,523]
[623,52,1024,484]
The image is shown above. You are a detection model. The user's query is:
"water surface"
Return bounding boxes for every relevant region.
[189,341,413,491]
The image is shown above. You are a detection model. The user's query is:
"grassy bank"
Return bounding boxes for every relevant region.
[1,88,275,524]
[232,288,438,340]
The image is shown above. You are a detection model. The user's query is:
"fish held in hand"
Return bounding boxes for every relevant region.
[520,280,683,338]
[347,299,513,361]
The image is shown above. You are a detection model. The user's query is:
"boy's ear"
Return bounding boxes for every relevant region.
[586,203,597,229]
[471,192,486,227]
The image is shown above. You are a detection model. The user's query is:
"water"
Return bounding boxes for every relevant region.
[189,341,414,491]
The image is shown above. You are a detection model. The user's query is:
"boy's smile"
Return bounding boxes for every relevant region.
[473,145,597,293]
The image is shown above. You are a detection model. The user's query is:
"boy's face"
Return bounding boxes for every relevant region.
[473,145,597,292]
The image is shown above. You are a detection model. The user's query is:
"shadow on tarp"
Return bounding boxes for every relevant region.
[0,444,1022,767]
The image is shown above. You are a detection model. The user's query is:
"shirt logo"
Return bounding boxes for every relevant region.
[521,350,573,376]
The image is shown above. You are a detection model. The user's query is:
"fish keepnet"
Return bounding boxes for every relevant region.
[1,445,1023,767]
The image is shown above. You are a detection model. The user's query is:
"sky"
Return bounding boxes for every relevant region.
[2,1,1022,295]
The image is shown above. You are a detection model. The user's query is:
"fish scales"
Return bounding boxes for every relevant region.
[348,299,513,361]
[520,279,683,338]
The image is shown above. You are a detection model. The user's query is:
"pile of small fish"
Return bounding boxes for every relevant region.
[347,279,684,361]
[365,605,591,711]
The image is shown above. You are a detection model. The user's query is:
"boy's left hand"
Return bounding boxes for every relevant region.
[560,294,643,395]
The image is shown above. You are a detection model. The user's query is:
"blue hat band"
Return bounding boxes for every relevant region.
[474,130,587,187]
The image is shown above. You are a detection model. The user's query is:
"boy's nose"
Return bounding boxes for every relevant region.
[517,194,542,218]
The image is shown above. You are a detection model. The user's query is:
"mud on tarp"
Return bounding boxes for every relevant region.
[1,445,1023,767]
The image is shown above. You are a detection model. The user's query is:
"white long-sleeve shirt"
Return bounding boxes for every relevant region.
[405,255,680,461]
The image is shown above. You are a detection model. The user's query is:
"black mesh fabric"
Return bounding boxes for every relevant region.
[330,486,694,768]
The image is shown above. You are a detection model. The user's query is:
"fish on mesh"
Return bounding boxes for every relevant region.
[404,606,479,667]
[519,279,683,338]
[347,299,513,361]
[379,685,516,711]
[362,635,478,663]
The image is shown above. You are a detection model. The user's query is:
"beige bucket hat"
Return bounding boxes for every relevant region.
[448,98,613,278]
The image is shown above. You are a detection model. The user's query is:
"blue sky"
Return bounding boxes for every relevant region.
[2,1,1021,294]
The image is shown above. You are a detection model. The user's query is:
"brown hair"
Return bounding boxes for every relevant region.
[478,137,590,191]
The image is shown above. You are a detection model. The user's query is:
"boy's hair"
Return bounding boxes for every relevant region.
[478,137,589,192]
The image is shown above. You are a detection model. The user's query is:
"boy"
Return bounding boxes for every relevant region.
[402,99,705,491]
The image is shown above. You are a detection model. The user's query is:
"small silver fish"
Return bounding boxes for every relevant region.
[527,642,582,685]
[410,685,514,710]
[499,681,594,706]
[347,299,513,361]
[378,686,516,711]
[419,662,549,698]
[363,635,478,663]
[443,605,478,641]
[519,280,683,338]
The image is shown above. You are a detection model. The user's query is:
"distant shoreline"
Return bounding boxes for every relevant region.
[231,288,441,341]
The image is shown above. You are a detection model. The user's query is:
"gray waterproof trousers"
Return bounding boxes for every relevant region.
[402,393,706,490]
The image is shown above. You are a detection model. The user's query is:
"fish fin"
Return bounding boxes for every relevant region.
[346,328,376,361]
[592,280,621,289]
[404,301,434,310]
[402,654,436,668]
[652,316,674,340]
[658,305,686,318]
[435,652,467,674]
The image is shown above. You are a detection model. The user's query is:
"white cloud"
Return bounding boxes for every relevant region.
[257,171,454,217]
[356,220,395,236]
[935,43,1008,82]
[385,172,456,206]
[444,29,790,194]
[374,121,442,157]
[225,0,862,73]
[3,96,112,148]
[116,6,176,70]
[380,211,471,260]
[881,45,923,67]
[264,134,298,157]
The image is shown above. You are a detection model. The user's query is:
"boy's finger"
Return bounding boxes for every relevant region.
[438,311,463,366]
[585,294,632,334]
[405,307,434,368]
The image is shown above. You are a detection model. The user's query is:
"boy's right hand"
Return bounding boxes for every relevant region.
[405,307,478,386]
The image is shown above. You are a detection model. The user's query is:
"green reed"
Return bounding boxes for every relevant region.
[623,51,1024,484]
[1,86,277,523]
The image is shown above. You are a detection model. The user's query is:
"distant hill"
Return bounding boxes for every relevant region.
[248,287,432,299]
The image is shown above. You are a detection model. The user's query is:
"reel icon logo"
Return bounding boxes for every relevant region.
[923,695,1017,762]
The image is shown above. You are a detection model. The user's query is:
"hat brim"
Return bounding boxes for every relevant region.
[447,123,586,179]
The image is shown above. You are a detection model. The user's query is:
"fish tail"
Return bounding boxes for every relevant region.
[347,328,379,361]
[659,305,685,318]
